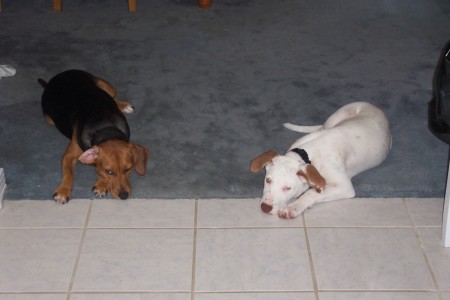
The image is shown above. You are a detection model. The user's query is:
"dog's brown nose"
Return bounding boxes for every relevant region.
[261,202,273,213]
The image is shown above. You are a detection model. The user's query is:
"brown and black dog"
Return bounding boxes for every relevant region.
[39,70,149,204]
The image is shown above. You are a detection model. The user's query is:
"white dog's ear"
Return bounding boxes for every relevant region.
[297,164,326,192]
[250,150,278,173]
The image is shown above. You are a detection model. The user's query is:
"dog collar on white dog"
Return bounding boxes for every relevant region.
[290,148,312,164]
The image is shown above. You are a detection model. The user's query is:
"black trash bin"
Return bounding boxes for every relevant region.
[428,39,450,247]
[429,40,450,142]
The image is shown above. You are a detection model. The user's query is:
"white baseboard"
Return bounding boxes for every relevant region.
[0,168,5,209]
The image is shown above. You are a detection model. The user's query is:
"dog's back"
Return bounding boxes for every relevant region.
[40,70,130,150]
[287,102,391,177]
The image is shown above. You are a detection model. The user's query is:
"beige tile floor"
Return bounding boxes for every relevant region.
[0,198,449,300]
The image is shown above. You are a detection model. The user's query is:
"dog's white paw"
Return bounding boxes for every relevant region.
[278,207,298,219]
[53,185,72,204]
[122,103,134,114]
[92,185,107,198]
[116,100,135,114]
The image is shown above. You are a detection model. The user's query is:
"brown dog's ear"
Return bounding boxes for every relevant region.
[130,144,149,176]
[297,164,326,192]
[250,150,279,173]
[78,146,100,165]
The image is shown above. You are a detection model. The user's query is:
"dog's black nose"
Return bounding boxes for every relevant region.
[261,202,273,213]
[118,191,129,200]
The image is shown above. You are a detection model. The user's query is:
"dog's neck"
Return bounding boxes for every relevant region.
[289,148,312,164]
[90,126,129,147]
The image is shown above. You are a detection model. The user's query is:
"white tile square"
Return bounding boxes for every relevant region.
[195,292,316,300]
[308,228,435,290]
[417,227,450,291]
[72,229,193,291]
[88,199,195,228]
[406,198,443,227]
[70,293,191,300]
[319,292,439,300]
[0,200,90,228]
[195,228,312,292]
[197,198,304,228]
[0,229,82,292]
[304,198,410,227]
[0,295,67,300]
[442,292,450,299]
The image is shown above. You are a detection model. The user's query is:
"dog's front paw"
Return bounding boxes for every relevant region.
[53,188,71,204]
[92,180,108,198]
[278,207,299,219]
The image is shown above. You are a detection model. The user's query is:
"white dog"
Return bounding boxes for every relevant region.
[250,101,392,219]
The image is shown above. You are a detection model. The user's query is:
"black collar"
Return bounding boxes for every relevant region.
[290,148,311,164]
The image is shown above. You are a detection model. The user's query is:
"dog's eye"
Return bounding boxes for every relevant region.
[124,168,132,174]
[282,186,291,192]
[265,178,272,184]
[105,169,114,176]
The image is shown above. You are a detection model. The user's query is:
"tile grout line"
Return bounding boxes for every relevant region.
[302,214,320,300]
[318,288,440,292]
[403,199,443,300]
[66,199,93,300]
[191,199,198,300]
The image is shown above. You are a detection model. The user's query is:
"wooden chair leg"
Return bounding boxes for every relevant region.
[128,0,136,12]
[54,0,62,11]
[51,0,136,12]
[198,0,212,8]
[0,0,3,13]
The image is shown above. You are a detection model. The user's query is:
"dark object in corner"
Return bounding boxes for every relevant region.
[429,40,450,144]
[428,40,450,247]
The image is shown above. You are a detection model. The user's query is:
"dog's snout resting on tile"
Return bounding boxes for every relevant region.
[250,101,392,219]
[39,70,149,204]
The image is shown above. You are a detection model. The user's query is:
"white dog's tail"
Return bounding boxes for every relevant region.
[283,123,322,133]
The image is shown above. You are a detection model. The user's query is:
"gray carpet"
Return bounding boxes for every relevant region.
[1,0,449,200]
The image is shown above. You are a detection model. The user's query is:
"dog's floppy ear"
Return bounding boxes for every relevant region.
[78,146,100,164]
[250,150,279,173]
[130,144,149,176]
[297,164,326,192]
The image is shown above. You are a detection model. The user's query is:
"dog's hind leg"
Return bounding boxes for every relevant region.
[91,75,118,98]
[90,74,134,114]
[115,100,134,113]
[322,102,364,129]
